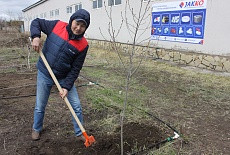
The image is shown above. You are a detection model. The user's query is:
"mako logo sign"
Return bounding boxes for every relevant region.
[179,0,204,8]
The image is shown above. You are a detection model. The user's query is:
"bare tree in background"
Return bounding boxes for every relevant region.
[5,11,23,33]
[0,17,7,30]
[6,11,23,21]
[100,0,152,154]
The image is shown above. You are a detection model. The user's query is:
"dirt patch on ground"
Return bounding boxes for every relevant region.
[0,73,164,155]
[0,31,29,48]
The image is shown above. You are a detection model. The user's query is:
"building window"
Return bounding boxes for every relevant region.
[108,0,121,6]
[67,6,72,13]
[93,0,103,9]
[55,9,59,16]
[40,13,44,18]
[44,12,47,18]
[50,10,54,17]
[75,3,82,12]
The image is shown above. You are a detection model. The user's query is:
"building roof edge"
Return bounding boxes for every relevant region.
[22,0,48,12]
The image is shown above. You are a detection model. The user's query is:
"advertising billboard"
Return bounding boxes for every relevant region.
[151,0,207,44]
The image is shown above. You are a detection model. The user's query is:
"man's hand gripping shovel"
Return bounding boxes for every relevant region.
[30,38,95,147]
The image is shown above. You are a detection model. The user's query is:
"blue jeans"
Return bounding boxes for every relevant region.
[33,70,83,136]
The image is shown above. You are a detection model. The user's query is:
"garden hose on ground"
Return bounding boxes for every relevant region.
[128,102,181,135]
[130,132,180,155]
[79,74,105,88]
[1,81,98,99]
[127,103,182,154]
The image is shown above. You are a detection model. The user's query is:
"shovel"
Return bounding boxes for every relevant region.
[38,49,95,147]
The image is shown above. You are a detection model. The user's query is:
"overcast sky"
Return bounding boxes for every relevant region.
[0,0,38,19]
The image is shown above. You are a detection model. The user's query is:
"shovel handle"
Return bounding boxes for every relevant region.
[39,51,86,133]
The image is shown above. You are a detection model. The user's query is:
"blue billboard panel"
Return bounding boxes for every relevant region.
[151,0,207,44]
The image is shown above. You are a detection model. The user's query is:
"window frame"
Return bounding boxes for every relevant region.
[44,12,47,18]
[108,0,121,6]
[40,13,44,18]
[93,0,103,9]
[50,10,54,17]
[66,6,73,14]
[55,9,59,16]
[75,3,82,12]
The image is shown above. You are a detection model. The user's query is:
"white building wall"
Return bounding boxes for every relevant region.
[23,0,230,55]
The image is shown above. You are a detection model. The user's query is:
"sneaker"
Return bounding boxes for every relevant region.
[76,134,86,142]
[32,129,40,141]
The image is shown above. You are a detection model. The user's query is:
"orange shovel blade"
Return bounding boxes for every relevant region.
[84,135,96,147]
